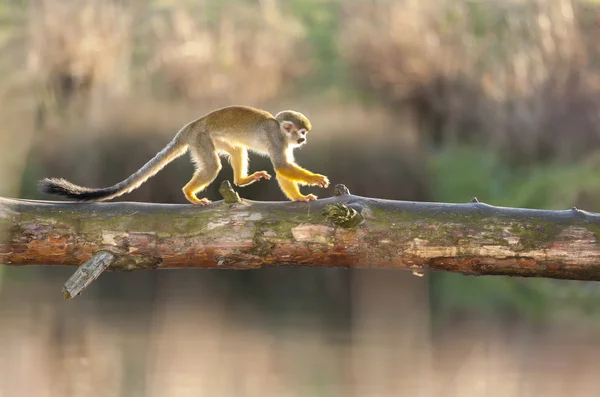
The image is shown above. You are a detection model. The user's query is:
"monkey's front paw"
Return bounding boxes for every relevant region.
[308,174,329,188]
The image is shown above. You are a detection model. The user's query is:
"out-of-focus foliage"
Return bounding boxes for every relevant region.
[428,146,600,211]
[1,0,599,324]
[4,1,600,394]
[340,0,600,163]
[20,0,310,125]
[145,1,308,102]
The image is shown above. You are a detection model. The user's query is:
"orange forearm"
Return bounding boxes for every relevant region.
[276,174,317,202]
[274,165,315,184]
[276,174,303,200]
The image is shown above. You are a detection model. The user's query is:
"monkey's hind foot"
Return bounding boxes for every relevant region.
[184,194,212,205]
[295,194,317,202]
[251,171,271,181]
[194,198,212,206]
[235,171,271,187]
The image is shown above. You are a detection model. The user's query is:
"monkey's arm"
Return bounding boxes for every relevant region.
[276,174,317,201]
[274,164,329,187]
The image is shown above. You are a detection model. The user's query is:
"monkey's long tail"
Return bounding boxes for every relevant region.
[38,135,189,202]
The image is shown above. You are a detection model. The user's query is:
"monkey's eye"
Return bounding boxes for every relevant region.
[299,129,307,135]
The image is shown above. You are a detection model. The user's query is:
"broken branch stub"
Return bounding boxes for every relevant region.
[63,251,116,299]
[219,180,241,204]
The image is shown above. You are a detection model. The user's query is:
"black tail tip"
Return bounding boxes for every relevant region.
[37,177,112,201]
[38,178,66,195]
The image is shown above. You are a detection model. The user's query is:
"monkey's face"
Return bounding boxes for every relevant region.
[281,122,309,147]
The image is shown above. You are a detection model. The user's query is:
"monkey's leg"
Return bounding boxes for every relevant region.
[183,138,222,205]
[274,165,329,188]
[276,174,317,202]
[216,141,271,187]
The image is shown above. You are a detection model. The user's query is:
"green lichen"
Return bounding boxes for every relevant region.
[507,221,562,251]
[263,219,296,240]
[252,233,275,257]
[80,212,215,238]
[360,204,584,254]
[250,219,297,256]
[584,222,600,246]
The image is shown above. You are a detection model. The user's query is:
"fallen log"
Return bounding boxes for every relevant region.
[2,183,600,297]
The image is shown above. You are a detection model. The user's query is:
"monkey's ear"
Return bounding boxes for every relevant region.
[282,121,294,133]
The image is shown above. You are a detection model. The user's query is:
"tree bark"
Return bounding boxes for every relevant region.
[2,191,600,281]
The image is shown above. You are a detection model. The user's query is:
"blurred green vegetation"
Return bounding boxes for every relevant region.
[428,146,600,322]
[428,146,600,211]
[286,0,346,90]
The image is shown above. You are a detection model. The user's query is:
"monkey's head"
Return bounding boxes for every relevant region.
[276,110,312,147]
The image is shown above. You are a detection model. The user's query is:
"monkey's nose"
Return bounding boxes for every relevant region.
[298,138,306,144]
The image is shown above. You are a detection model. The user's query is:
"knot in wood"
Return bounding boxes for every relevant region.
[322,203,363,228]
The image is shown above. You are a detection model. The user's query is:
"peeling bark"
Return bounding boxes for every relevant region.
[2,193,600,281]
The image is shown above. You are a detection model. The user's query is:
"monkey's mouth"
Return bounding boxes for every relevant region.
[297,138,306,144]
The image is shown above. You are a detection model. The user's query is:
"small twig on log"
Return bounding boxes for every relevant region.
[335,184,351,196]
[63,251,116,300]
[219,181,241,204]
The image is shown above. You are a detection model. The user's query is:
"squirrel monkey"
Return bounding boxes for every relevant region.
[39,106,330,204]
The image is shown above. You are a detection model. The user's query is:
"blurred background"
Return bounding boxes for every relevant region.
[3,0,600,395]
